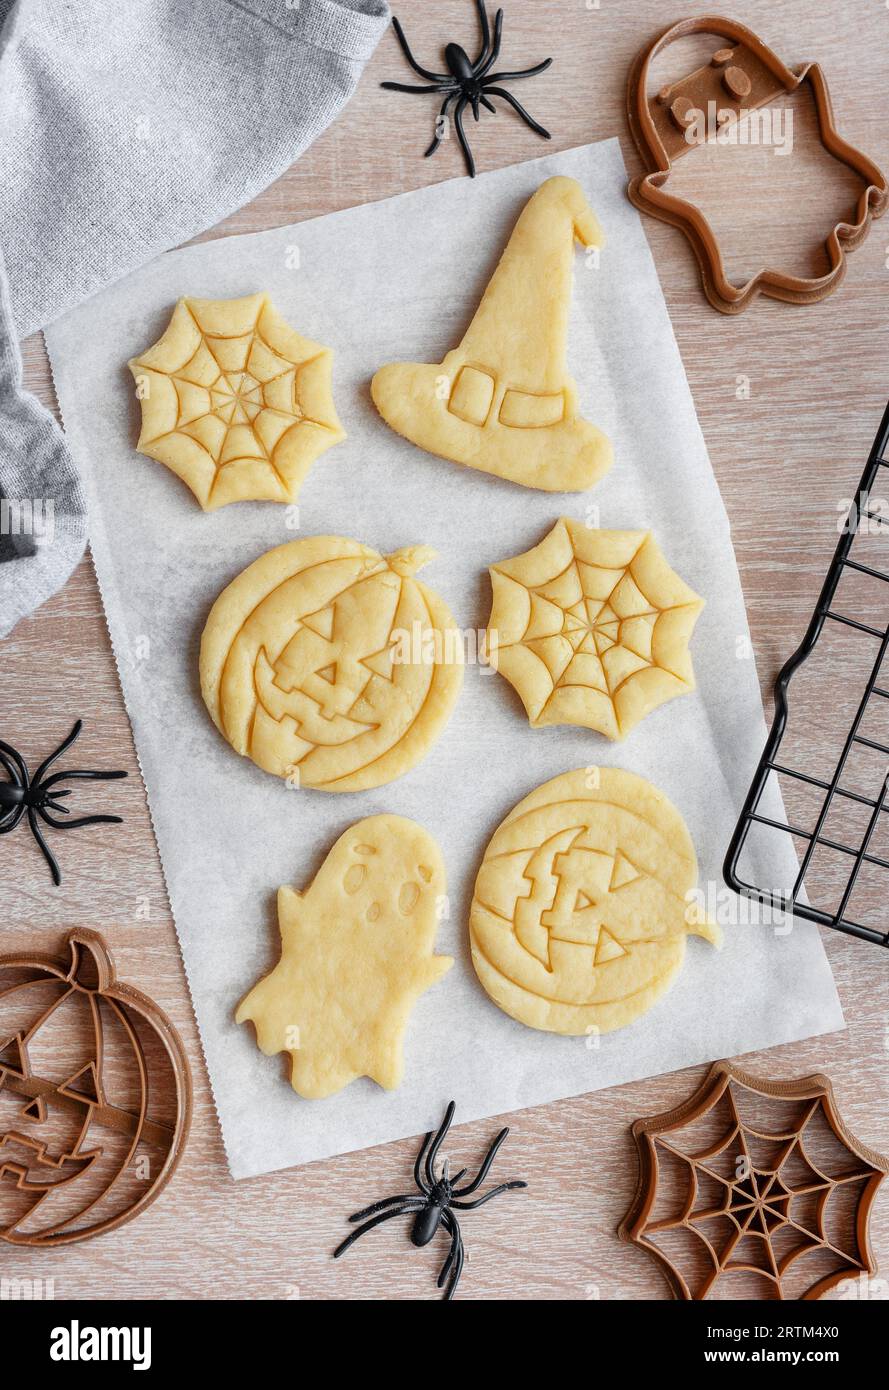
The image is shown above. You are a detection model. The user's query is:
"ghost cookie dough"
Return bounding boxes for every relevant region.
[237,815,452,1098]
[470,767,720,1035]
[128,293,345,509]
[487,518,703,739]
[371,177,612,492]
[200,535,463,791]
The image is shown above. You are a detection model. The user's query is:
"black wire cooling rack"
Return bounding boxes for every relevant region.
[724,397,889,947]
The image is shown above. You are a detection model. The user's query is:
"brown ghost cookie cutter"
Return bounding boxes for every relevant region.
[0,929,191,1246]
[619,1060,888,1299]
[626,16,888,312]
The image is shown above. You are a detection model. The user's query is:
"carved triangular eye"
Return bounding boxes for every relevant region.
[595,928,629,965]
[301,606,335,640]
[0,1034,27,1078]
[609,852,641,892]
[57,1062,102,1107]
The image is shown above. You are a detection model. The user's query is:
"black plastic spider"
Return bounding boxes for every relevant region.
[0,720,127,886]
[333,1100,527,1299]
[381,1,553,178]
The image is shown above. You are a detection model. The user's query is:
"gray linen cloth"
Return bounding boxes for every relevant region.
[0,0,389,636]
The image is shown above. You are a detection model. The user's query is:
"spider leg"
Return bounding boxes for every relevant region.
[26,807,62,886]
[0,804,25,834]
[424,92,456,159]
[425,1101,456,1186]
[30,720,83,786]
[333,1202,421,1259]
[477,86,550,139]
[474,8,503,79]
[451,1126,508,1197]
[437,1210,460,1286]
[451,1179,527,1211]
[390,16,449,83]
[482,87,551,140]
[381,80,456,94]
[412,1130,434,1194]
[485,57,553,82]
[439,1211,465,1300]
[470,0,491,71]
[0,739,29,788]
[35,808,123,831]
[41,768,127,789]
[452,96,476,178]
[347,1193,423,1222]
[480,94,496,114]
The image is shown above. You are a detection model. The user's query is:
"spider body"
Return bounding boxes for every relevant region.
[0,720,127,886]
[334,1100,527,1299]
[381,2,553,178]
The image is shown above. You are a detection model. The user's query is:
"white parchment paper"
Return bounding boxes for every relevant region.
[45,140,844,1180]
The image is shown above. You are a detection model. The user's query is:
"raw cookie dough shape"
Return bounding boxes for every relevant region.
[487,518,704,740]
[620,1061,889,1300]
[469,767,721,1035]
[128,293,345,509]
[236,815,453,1099]
[371,177,612,492]
[200,536,464,792]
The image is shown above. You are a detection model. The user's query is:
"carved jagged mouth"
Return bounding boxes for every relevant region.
[0,1132,93,1187]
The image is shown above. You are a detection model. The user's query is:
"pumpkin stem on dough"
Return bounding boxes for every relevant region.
[385,545,437,578]
[689,916,722,948]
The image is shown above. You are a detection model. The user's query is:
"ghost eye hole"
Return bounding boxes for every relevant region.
[343,863,367,894]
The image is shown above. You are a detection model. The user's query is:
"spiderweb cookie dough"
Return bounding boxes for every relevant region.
[128,293,345,509]
[487,518,704,739]
[200,536,464,791]
[371,177,612,491]
[237,815,453,1099]
[470,767,721,1035]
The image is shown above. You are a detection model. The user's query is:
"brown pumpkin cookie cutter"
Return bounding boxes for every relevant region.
[0,928,191,1245]
[626,16,888,312]
[619,1060,888,1299]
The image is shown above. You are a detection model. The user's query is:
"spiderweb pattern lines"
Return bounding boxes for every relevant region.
[487,519,704,740]
[129,293,345,509]
[620,1062,888,1300]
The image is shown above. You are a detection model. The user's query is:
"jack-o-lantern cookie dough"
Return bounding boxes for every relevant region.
[470,767,720,1036]
[371,177,612,491]
[486,518,703,739]
[128,293,345,509]
[200,536,463,791]
[237,815,452,1099]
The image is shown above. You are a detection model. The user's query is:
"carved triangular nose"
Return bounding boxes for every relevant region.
[0,1034,27,1077]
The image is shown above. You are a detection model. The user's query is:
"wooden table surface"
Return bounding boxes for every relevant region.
[3,0,889,1300]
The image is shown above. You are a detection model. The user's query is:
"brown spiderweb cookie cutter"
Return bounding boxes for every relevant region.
[0,928,191,1246]
[619,1060,888,1300]
[626,16,889,313]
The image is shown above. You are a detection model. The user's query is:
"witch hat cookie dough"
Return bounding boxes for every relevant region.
[470,767,721,1036]
[200,536,463,791]
[128,293,345,509]
[237,816,452,1099]
[371,177,612,491]
[486,518,704,739]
